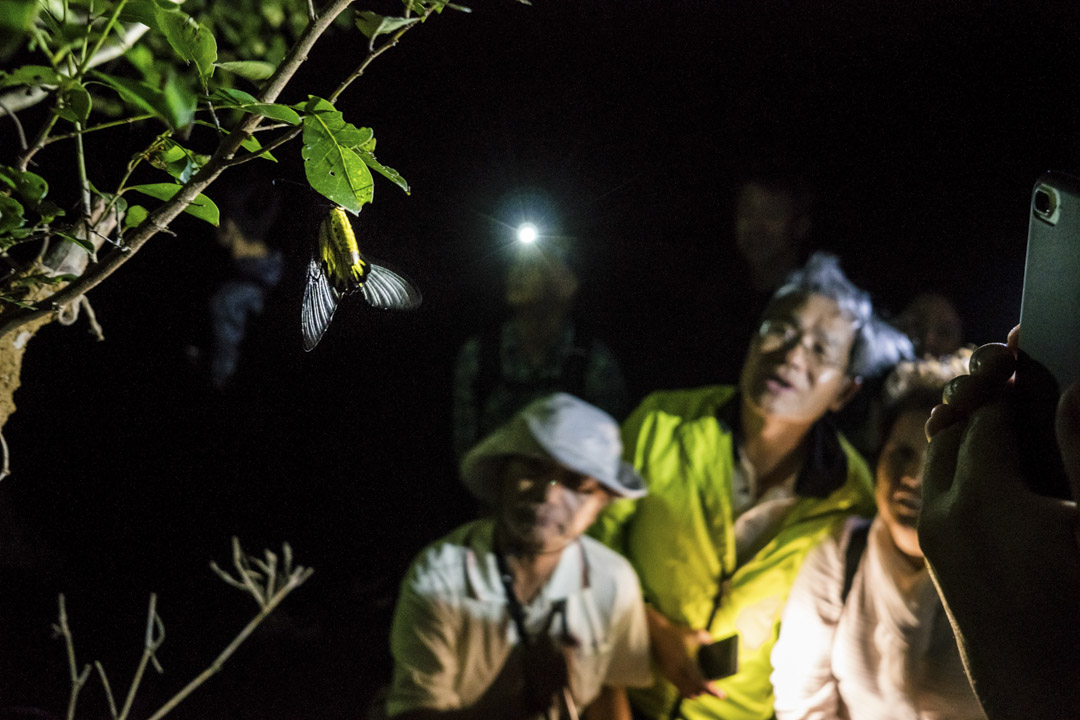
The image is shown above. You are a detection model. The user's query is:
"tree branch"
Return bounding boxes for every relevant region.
[0,0,359,342]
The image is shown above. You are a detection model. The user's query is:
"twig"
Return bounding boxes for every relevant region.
[81,296,105,340]
[56,595,92,720]
[222,126,302,167]
[142,540,312,720]
[0,96,27,150]
[0,429,10,481]
[95,661,120,720]
[328,15,428,105]
[118,593,165,720]
[43,114,157,146]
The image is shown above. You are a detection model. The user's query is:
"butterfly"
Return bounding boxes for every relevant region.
[301,206,422,351]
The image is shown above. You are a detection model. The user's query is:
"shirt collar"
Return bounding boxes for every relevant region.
[718,393,849,499]
[462,519,589,603]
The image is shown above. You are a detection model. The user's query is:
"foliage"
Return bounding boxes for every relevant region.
[0,0,479,331]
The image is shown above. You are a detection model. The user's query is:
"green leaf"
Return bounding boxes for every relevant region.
[146,139,206,182]
[239,135,277,163]
[124,204,149,230]
[92,71,194,129]
[211,88,300,125]
[55,231,95,254]
[158,9,217,85]
[0,0,41,62]
[215,60,276,82]
[0,64,61,88]
[0,166,47,204]
[118,0,171,31]
[0,194,26,234]
[300,97,374,213]
[162,72,197,128]
[56,80,92,123]
[356,149,409,195]
[127,183,220,226]
[354,11,418,40]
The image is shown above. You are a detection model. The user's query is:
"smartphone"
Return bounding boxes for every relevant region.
[1019,170,1080,392]
[697,634,739,680]
[1015,171,1079,499]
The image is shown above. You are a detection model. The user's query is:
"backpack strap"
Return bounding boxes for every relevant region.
[841,518,873,604]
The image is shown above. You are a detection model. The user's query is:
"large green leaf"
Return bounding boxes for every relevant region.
[211,88,300,125]
[127,183,220,226]
[158,8,217,86]
[354,12,418,41]
[215,61,276,82]
[300,97,374,213]
[0,64,61,88]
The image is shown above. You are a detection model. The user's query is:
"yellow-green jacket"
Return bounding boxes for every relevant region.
[589,386,874,720]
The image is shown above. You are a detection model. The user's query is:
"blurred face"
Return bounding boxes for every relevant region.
[735,183,806,279]
[496,455,611,554]
[505,249,578,307]
[875,410,928,560]
[897,294,963,357]
[739,293,859,424]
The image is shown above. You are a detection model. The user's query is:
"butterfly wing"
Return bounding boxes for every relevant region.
[301,256,340,351]
[360,263,423,310]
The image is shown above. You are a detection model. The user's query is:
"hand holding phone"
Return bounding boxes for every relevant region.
[697,634,739,680]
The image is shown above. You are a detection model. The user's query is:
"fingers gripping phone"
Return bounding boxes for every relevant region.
[1020,171,1080,392]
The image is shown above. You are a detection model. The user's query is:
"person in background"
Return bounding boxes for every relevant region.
[702,163,819,386]
[919,327,1080,719]
[453,238,629,459]
[771,350,985,720]
[893,292,964,358]
[591,253,912,720]
[387,393,652,720]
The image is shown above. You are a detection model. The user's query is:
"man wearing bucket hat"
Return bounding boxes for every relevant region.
[387,393,652,720]
[590,253,913,720]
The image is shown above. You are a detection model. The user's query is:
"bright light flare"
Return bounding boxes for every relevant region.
[517,223,538,244]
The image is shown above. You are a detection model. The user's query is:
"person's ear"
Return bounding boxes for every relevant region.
[830,375,862,413]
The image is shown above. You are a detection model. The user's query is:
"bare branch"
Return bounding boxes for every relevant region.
[95,661,120,720]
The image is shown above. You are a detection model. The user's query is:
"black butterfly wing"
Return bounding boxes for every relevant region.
[301,256,340,351]
[360,263,423,311]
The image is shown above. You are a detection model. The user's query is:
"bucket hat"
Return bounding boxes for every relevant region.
[460,393,646,504]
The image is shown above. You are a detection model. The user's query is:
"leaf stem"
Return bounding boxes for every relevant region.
[44,114,157,145]
[80,0,130,82]
[328,16,428,105]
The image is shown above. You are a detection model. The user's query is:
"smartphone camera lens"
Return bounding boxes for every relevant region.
[1035,190,1052,213]
[1034,186,1057,221]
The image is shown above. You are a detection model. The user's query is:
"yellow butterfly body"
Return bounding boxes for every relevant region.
[319,206,368,289]
[301,206,422,352]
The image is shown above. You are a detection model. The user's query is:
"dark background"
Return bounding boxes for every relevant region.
[4,1,1080,717]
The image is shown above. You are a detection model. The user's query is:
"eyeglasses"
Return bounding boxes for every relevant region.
[756,318,849,370]
[508,456,606,496]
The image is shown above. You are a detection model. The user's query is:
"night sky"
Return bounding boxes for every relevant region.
[4,1,1080,717]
